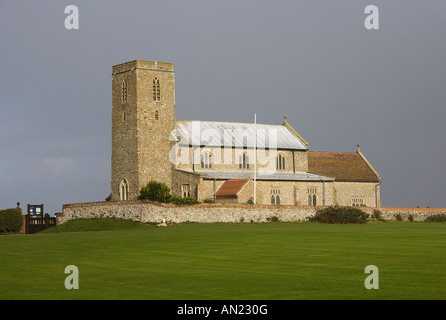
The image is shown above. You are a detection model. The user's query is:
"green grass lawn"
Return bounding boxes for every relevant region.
[0,219,445,300]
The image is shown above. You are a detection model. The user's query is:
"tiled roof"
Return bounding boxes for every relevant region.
[216,179,248,199]
[308,151,379,182]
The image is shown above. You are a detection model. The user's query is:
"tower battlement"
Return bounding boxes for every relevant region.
[112,60,175,74]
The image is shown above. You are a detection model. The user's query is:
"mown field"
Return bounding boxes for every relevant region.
[0,219,445,300]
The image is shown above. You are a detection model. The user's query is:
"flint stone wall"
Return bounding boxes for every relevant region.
[59,201,446,224]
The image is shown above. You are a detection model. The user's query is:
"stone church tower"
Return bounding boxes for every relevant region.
[111,60,175,201]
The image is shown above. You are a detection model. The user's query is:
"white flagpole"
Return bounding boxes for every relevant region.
[254,113,257,205]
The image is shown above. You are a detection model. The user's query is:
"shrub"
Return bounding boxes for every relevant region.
[0,208,23,234]
[424,214,446,222]
[372,209,385,221]
[395,213,403,221]
[138,180,172,203]
[170,196,201,206]
[408,214,414,222]
[309,206,369,224]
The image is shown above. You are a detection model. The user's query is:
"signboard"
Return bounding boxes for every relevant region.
[28,204,44,218]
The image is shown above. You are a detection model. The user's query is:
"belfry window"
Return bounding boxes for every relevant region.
[155,110,159,120]
[122,79,128,103]
[153,78,160,101]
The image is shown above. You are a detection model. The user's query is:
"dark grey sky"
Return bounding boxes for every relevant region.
[1,1,445,214]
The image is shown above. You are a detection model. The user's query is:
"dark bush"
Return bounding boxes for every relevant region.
[395,213,403,221]
[0,208,23,234]
[372,209,385,221]
[138,180,172,203]
[170,196,200,206]
[309,206,369,224]
[424,214,446,222]
[138,180,200,205]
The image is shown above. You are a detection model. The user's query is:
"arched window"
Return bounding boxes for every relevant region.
[155,110,159,120]
[276,154,286,170]
[120,179,129,201]
[153,78,160,101]
[201,152,212,169]
[181,184,191,198]
[308,187,317,206]
[271,188,281,205]
[122,79,128,103]
[239,153,250,169]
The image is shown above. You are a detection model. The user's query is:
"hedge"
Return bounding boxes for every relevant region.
[0,208,23,233]
[308,205,370,224]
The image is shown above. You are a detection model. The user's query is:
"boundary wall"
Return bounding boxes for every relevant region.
[59,200,446,224]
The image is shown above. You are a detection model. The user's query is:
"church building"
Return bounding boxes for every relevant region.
[111,60,381,207]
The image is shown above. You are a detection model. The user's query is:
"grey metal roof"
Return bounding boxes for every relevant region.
[178,169,334,182]
[174,120,308,150]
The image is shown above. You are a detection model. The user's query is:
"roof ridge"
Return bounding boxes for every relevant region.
[176,119,284,127]
[309,150,359,155]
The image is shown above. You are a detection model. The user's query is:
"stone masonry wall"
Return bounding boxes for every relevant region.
[111,60,176,201]
[60,201,446,225]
